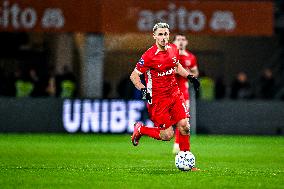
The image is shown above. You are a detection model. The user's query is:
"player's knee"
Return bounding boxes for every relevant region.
[181,125,190,135]
[178,119,190,135]
[164,132,174,141]
[160,130,174,141]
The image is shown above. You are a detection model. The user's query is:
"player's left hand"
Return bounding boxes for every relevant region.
[187,75,200,92]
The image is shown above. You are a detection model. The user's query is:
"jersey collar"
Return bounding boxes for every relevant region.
[153,43,171,55]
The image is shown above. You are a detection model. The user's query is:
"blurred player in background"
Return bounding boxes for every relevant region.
[172,34,199,154]
[129,23,200,170]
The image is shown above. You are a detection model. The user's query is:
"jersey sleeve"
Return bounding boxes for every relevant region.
[135,53,151,74]
[172,43,180,65]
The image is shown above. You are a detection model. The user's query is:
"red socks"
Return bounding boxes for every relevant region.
[140,126,161,140]
[138,125,190,150]
[175,127,180,144]
[179,133,190,151]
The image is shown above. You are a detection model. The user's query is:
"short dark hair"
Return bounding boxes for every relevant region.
[173,33,186,41]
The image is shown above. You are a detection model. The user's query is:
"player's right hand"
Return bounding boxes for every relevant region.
[141,88,152,102]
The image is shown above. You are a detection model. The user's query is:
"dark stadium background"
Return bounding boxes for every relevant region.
[0,1,283,189]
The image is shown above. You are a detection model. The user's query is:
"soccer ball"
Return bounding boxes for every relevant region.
[175,151,195,171]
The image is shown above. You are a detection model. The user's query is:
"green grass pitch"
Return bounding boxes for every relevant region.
[0,134,283,189]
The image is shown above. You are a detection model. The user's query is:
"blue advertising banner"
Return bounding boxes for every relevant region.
[62,99,153,133]
[0,98,284,135]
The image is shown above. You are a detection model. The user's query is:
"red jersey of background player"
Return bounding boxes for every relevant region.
[135,43,182,103]
[175,50,197,101]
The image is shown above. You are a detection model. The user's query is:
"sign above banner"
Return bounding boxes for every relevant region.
[101,0,274,36]
[0,0,101,32]
[0,0,273,36]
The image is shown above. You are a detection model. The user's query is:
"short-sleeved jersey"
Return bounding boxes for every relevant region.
[175,50,197,101]
[135,43,181,103]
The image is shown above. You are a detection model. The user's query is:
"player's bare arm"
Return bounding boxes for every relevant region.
[176,63,200,92]
[130,70,145,90]
[175,63,190,78]
[176,63,198,78]
[189,66,199,77]
[130,69,151,101]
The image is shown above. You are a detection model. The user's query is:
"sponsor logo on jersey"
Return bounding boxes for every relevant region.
[138,58,144,65]
[158,67,175,77]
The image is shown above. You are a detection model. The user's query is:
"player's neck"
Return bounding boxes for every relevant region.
[179,49,188,55]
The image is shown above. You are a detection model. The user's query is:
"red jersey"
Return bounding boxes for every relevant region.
[176,50,197,101]
[135,43,181,103]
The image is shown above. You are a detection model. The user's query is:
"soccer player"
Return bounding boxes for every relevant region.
[172,34,199,154]
[130,23,200,170]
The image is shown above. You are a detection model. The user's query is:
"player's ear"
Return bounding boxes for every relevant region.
[185,39,188,46]
[153,33,156,40]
